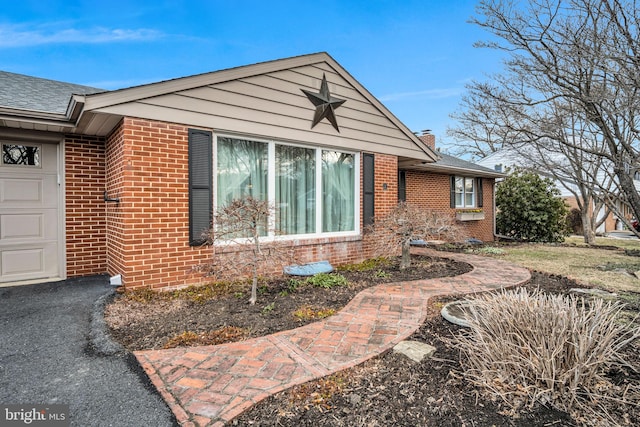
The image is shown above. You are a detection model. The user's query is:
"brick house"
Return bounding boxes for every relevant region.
[0,52,502,289]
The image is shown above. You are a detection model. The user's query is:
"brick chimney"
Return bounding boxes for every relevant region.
[418,131,435,150]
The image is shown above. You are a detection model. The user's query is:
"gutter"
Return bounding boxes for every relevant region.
[397,160,505,179]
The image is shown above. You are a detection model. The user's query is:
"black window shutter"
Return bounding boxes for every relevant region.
[477,177,484,207]
[188,129,213,245]
[363,153,375,226]
[398,170,406,202]
[450,175,456,208]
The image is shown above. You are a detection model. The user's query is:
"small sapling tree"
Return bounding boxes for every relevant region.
[200,196,294,305]
[367,202,464,269]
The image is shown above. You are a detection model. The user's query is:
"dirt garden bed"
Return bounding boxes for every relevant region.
[106,255,470,351]
[105,252,640,426]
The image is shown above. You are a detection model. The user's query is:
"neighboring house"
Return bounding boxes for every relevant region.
[477,148,636,233]
[0,52,501,289]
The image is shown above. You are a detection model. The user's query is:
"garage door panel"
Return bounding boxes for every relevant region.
[0,178,42,204]
[1,248,44,276]
[0,244,57,282]
[1,213,43,240]
[0,142,60,283]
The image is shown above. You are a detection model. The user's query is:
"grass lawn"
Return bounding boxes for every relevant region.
[484,235,640,293]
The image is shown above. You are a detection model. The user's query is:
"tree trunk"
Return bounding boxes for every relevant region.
[249,265,258,305]
[400,240,411,270]
[617,169,640,225]
[581,211,596,244]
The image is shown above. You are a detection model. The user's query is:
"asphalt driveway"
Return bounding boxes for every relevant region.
[0,276,176,426]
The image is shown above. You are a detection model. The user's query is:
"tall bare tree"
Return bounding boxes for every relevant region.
[449,82,616,243]
[450,0,640,239]
[447,83,528,159]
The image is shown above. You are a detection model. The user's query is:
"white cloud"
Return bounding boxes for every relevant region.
[379,87,464,102]
[0,23,162,48]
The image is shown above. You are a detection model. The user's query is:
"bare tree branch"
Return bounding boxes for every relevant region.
[450,0,640,241]
[196,197,295,305]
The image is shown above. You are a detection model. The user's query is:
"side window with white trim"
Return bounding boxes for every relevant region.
[451,175,482,208]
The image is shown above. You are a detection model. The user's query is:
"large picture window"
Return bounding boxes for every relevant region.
[215,136,357,238]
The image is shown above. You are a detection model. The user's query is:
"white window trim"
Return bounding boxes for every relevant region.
[455,176,476,208]
[213,133,360,242]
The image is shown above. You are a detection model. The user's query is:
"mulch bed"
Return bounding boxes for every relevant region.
[106,255,470,351]
[105,253,640,426]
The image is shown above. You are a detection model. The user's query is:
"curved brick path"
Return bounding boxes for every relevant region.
[135,248,530,427]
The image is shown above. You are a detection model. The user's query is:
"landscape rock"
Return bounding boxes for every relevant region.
[393,340,436,363]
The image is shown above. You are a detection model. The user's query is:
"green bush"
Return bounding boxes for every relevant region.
[496,169,569,242]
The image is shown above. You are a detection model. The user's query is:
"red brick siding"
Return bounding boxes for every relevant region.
[103,118,210,289]
[104,121,127,281]
[372,153,398,218]
[405,170,495,242]
[64,121,495,287]
[106,120,408,290]
[64,135,107,276]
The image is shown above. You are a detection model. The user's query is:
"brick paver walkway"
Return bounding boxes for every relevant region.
[135,248,530,426]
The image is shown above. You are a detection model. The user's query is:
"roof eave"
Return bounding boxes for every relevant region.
[0,106,77,131]
[82,53,334,111]
[399,160,505,178]
[67,94,87,123]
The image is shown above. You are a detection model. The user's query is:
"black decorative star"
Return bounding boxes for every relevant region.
[301,73,346,132]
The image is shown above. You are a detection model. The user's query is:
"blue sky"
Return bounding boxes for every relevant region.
[0,0,504,151]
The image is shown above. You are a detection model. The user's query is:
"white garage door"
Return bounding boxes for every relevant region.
[0,142,60,284]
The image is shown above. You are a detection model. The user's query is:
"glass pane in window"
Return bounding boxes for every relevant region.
[322,151,354,232]
[216,137,268,236]
[455,177,464,207]
[455,177,464,193]
[465,192,474,206]
[2,144,40,166]
[465,178,475,206]
[276,145,315,234]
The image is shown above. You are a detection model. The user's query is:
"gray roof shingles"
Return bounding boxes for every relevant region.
[434,152,500,175]
[0,71,104,115]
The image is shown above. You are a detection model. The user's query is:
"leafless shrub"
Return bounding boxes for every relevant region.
[366,202,465,269]
[196,196,295,304]
[452,287,640,426]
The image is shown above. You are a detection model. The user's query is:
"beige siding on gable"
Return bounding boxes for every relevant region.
[91,62,429,160]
